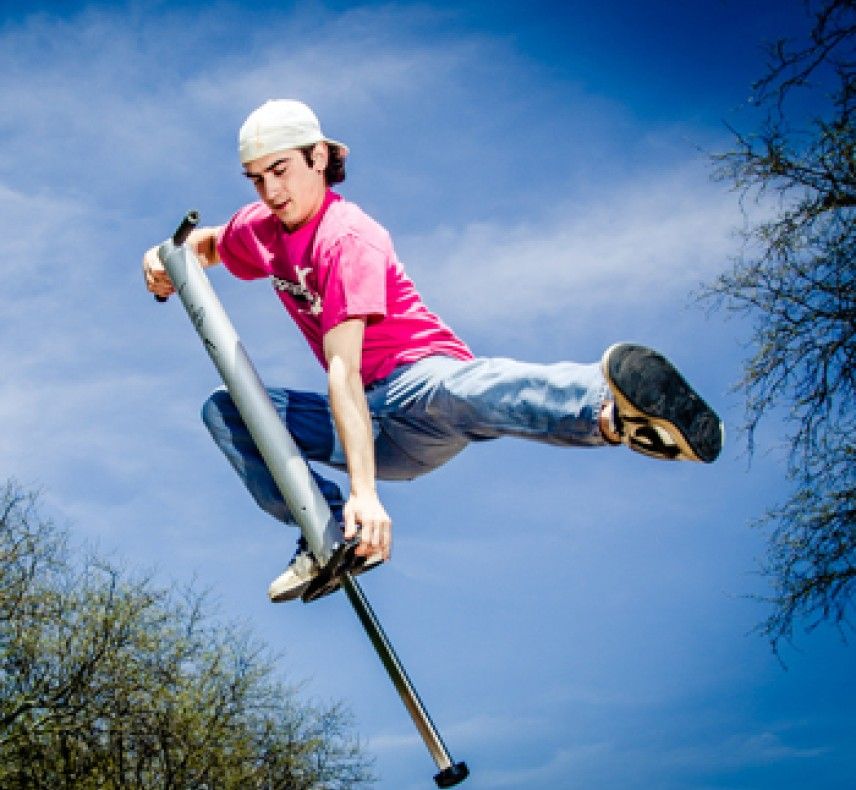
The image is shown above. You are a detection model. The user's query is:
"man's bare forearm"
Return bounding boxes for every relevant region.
[323,318,392,558]
[187,226,223,267]
[327,353,377,495]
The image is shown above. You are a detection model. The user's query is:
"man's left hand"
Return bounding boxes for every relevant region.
[343,491,392,560]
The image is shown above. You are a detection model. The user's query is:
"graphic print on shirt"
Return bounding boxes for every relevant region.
[271,265,323,316]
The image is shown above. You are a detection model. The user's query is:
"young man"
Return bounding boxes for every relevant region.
[143,100,723,603]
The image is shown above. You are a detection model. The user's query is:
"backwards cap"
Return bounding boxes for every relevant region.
[238,99,349,164]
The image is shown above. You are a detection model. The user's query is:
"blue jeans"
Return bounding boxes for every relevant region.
[201,355,610,528]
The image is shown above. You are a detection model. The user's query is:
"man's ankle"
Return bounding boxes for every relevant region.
[599,401,622,445]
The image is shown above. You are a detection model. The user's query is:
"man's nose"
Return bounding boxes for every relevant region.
[261,174,281,202]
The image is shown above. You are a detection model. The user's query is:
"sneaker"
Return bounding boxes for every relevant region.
[601,343,723,463]
[268,535,384,603]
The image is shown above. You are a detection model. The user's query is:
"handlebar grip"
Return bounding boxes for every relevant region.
[172,210,200,246]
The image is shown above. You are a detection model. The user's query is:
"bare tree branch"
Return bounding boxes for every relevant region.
[702,0,856,653]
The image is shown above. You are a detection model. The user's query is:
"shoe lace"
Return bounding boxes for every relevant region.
[291,535,315,563]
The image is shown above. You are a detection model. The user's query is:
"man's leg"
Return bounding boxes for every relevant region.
[201,387,345,525]
[201,387,382,602]
[366,351,721,467]
[367,356,609,457]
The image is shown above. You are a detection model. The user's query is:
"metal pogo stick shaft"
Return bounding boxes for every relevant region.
[156,214,343,564]
[342,574,468,786]
[156,213,468,787]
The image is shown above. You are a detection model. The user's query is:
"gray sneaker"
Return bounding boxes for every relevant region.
[601,343,724,463]
[268,536,384,603]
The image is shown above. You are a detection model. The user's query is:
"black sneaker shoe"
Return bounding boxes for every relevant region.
[602,343,724,463]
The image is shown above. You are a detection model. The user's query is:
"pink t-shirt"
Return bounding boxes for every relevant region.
[216,190,473,385]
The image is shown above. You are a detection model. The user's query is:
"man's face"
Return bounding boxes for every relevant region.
[243,144,328,231]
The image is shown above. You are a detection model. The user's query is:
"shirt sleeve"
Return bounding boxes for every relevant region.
[216,204,272,280]
[319,232,388,335]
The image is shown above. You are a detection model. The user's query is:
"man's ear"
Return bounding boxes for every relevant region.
[312,142,329,172]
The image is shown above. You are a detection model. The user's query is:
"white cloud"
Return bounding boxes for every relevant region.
[368,710,547,754]
[471,723,830,788]
[401,161,741,342]
[659,728,832,771]
[0,4,507,197]
[0,185,91,294]
[187,12,470,114]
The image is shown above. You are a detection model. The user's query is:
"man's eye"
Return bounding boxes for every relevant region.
[272,167,287,177]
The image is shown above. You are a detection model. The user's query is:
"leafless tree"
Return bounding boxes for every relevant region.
[704,0,855,652]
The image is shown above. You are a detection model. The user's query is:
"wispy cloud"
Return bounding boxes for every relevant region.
[368,710,547,754]
[662,729,832,771]
[477,743,611,788]
[187,5,480,114]
[402,160,740,345]
[471,724,830,789]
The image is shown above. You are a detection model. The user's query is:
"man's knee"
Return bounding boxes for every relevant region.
[201,388,236,433]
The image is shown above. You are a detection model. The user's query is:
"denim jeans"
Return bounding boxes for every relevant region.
[201,355,610,528]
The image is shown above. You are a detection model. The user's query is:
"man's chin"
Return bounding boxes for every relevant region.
[270,206,292,224]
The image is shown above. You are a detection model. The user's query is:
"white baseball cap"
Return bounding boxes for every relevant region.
[238,99,349,165]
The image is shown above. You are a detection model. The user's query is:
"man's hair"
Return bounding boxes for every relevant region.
[299,143,346,186]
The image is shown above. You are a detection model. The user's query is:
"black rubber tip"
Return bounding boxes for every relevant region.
[172,210,200,246]
[434,761,469,787]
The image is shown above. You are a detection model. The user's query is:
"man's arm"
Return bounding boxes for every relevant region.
[142,225,223,298]
[324,318,392,560]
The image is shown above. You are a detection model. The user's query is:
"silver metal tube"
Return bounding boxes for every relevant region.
[341,574,456,771]
[157,234,342,563]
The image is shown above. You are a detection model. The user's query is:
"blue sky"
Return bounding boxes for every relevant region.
[2,1,854,788]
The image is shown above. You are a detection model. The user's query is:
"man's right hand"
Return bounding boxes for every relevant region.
[142,226,223,298]
[142,243,175,299]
